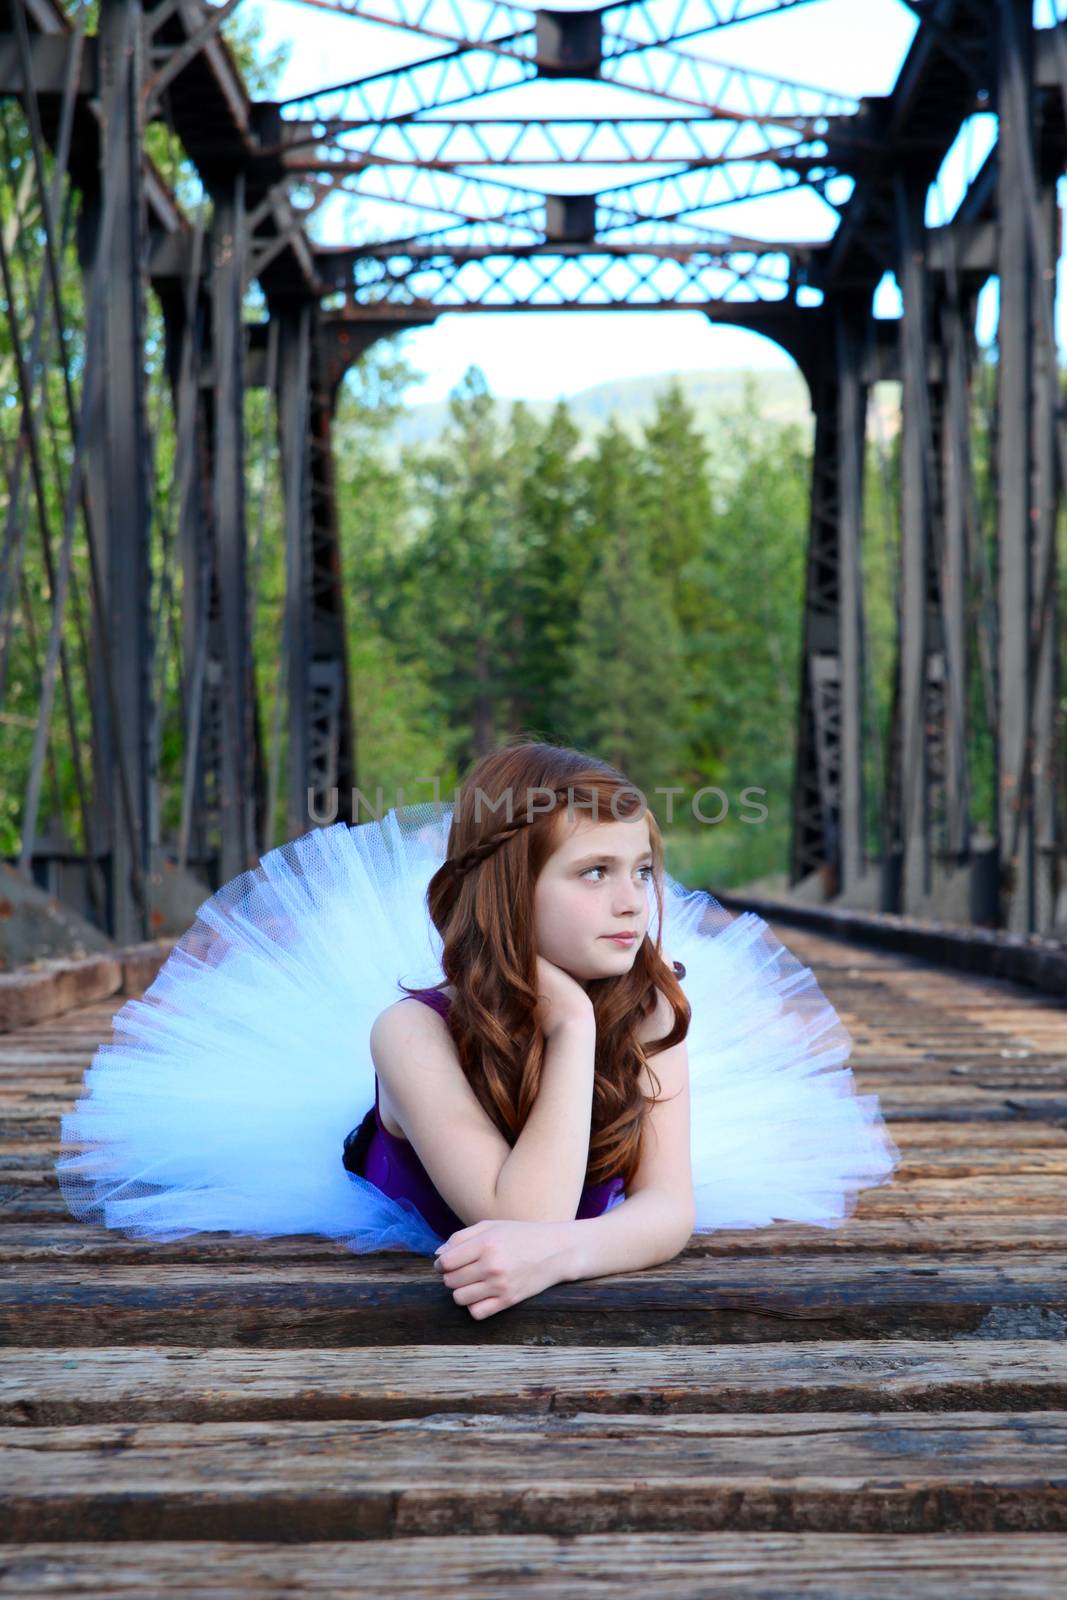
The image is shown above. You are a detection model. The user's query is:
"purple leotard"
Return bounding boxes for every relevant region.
[361,986,625,1238]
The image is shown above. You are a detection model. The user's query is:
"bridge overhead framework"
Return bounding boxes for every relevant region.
[0,0,1063,947]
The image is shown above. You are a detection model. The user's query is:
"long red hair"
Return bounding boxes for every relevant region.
[402,738,690,1187]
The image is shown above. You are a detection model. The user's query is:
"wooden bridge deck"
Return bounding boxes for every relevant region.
[1,928,1066,1593]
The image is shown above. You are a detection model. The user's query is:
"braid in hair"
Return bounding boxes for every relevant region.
[445,785,578,882]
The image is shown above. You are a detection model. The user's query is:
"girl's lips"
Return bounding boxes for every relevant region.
[603,933,638,944]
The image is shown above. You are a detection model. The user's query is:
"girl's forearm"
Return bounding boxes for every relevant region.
[556,1190,695,1281]
[493,1016,597,1222]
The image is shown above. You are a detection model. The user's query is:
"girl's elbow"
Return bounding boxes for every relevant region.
[667,1209,696,1259]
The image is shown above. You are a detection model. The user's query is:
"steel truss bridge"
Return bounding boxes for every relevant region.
[0,0,1064,946]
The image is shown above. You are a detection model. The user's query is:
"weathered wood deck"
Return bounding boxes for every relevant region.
[1,927,1066,1593]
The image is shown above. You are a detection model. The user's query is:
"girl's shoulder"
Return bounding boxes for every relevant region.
[370,988,464,1141]
[372,988,454,1036]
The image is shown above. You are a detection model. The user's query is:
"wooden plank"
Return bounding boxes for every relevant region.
[0,1534,1065,1597]
[0,1056,110,1072]
[7,1115,1067,1160]
[11,1138,1067,1173]
[7,1097,1067,1139]
[1,1412,1066,1539]
[7,1087,1067,1120]
[4,1179,1067,1227]
[683,1217,1067,1252]
[36,1058,1067,1085]
[10,1145,1067,1180]
[2,1258,1065,1347]
[1,1215,1066,1263]
[3,1340,1067,1425]
[22,1082,1060,1113]
[0,1193,67,1220]
[884,1124,1067,1145]
[887,1154,1067,1179]
[73,1107,1067,1145]
[6,1184,1067,1228]
[857,1178,1067,1208]
[10,1174,1067,1211]
[7,1048,1048,1077]
[845,1053,1067,1069]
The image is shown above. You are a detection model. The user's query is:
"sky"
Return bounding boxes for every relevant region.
[241,0,1043,404]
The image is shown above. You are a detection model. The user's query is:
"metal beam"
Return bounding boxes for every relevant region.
[895,169,935,914]
[790,315,841,890]
[1031,180,1060,934]
[834,301,869,899]
[277,301,313,839]
[995,0,1034,934]
[82,0,152,943]
[937,277,973,865]
[0,30,95,91]
[210,174,258,880]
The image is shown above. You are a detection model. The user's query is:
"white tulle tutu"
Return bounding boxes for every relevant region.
[56,802,901,1256]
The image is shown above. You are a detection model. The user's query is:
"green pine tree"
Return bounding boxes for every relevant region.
[561,421,689,802]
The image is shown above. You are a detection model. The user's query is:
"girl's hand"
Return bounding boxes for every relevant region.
[534,954,594,1040]
[433,1218,574,1320]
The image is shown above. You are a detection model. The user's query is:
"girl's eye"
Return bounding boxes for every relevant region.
[582,865,654,881]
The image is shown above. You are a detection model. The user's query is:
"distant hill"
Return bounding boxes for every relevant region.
[379,367,909,460]
[388,368,814,455]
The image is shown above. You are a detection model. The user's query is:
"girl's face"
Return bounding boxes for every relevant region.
[532,814,653,986]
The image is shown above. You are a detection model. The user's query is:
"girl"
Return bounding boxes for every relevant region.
[57,740,900,1321]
